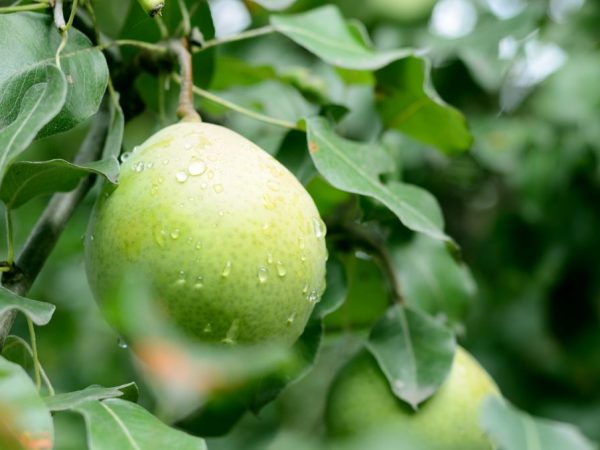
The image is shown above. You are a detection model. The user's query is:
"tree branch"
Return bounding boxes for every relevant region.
[0,103,110,349]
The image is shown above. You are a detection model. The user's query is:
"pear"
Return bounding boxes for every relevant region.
[326,347,499,449]
[85,122,327,346]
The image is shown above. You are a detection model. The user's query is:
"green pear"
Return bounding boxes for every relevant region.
[326,346,499,449]
[85,122,327,346]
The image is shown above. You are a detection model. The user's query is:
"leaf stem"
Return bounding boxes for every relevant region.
[173,74,300,130]
[54,0,79,69]
[109,39,169,54]
[193,25,275,52]
[0,2,50,13]
[169,38,201,122]
[27,318,42,391]
[3,335,55,395]
[177,0,191,36]
[5,209,14,266]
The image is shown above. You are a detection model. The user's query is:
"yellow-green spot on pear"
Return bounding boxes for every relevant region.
[85,122,327,346]
[326,347,500,449]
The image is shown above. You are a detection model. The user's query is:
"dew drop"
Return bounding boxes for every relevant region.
[286,312,296,325]
[219,210,225,217]
[267,253,274,265]
[301,254,307,262]
[276,261,286,277]
[207,170,215,180]
[120,152,131,163]
[90,234,95,241]
[307,289,320,304]
[267,180,280,192]
[176,171,188,183]
[184,142,193,151]
[201,182,208,190]
[222,319,240,344]
[133,161,145,173]
[203,323,212,334]
[302,284,309,295]
[195,242,202,250]
[213,184,224,194]
[313,217,326,238]
[263,194,276,210]
[221,261,232,278]
[194,276,204,290]
[153,227,167,248]
[298,237,305,250]
[157,176,164,184]
[147,162,154,169]
[175,270,186,286]
[262,222,270,234]
[162,159,170,165]
[170,229,180,239]
[258,266,269,284]
[188,161,207,176]
[117,338,128,349]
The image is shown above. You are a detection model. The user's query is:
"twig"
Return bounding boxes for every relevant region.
[169,38,201,122]
[0,3,50,13]
[173,74,300,130]
[54,0,79,69]
[329,222,406,305]
[193,25,275,52]
[177,0,190,36]
[0,103,110,349]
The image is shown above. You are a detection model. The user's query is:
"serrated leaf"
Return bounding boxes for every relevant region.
[74,398,207,450]
[366,305,456,409]
[481,397,597,450]
[376,57,472,154]
[271,5,413,70]
[0,64,67,183]
[0,13,108,137]
[250,0,297,10]
[306,116,451,244]
[0,356,53,450]
[0,157,119,209]
[0,286,55,326]
[45,383,138,412]
[393,235,476,326]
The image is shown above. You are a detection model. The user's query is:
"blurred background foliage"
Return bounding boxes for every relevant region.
[1,0,599,448]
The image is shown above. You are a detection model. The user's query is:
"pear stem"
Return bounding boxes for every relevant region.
[170,38,201,122]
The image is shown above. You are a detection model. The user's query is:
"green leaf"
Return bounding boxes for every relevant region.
[393,235,476,326]
[481,397,597,450]
[73,399,207,450]
[45,383,138,412]
[0,286,55,326]
[376,57,472,154]
[306,117,451,244]
[102,99,125,160]
[0,356,53,449]
[366,305,456,409]
[271,5,413,70]
[0,64,67,183]
[313,257,347,319]
[0,157,119,209]
[0,13,109,137]
[250,0,297,10]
